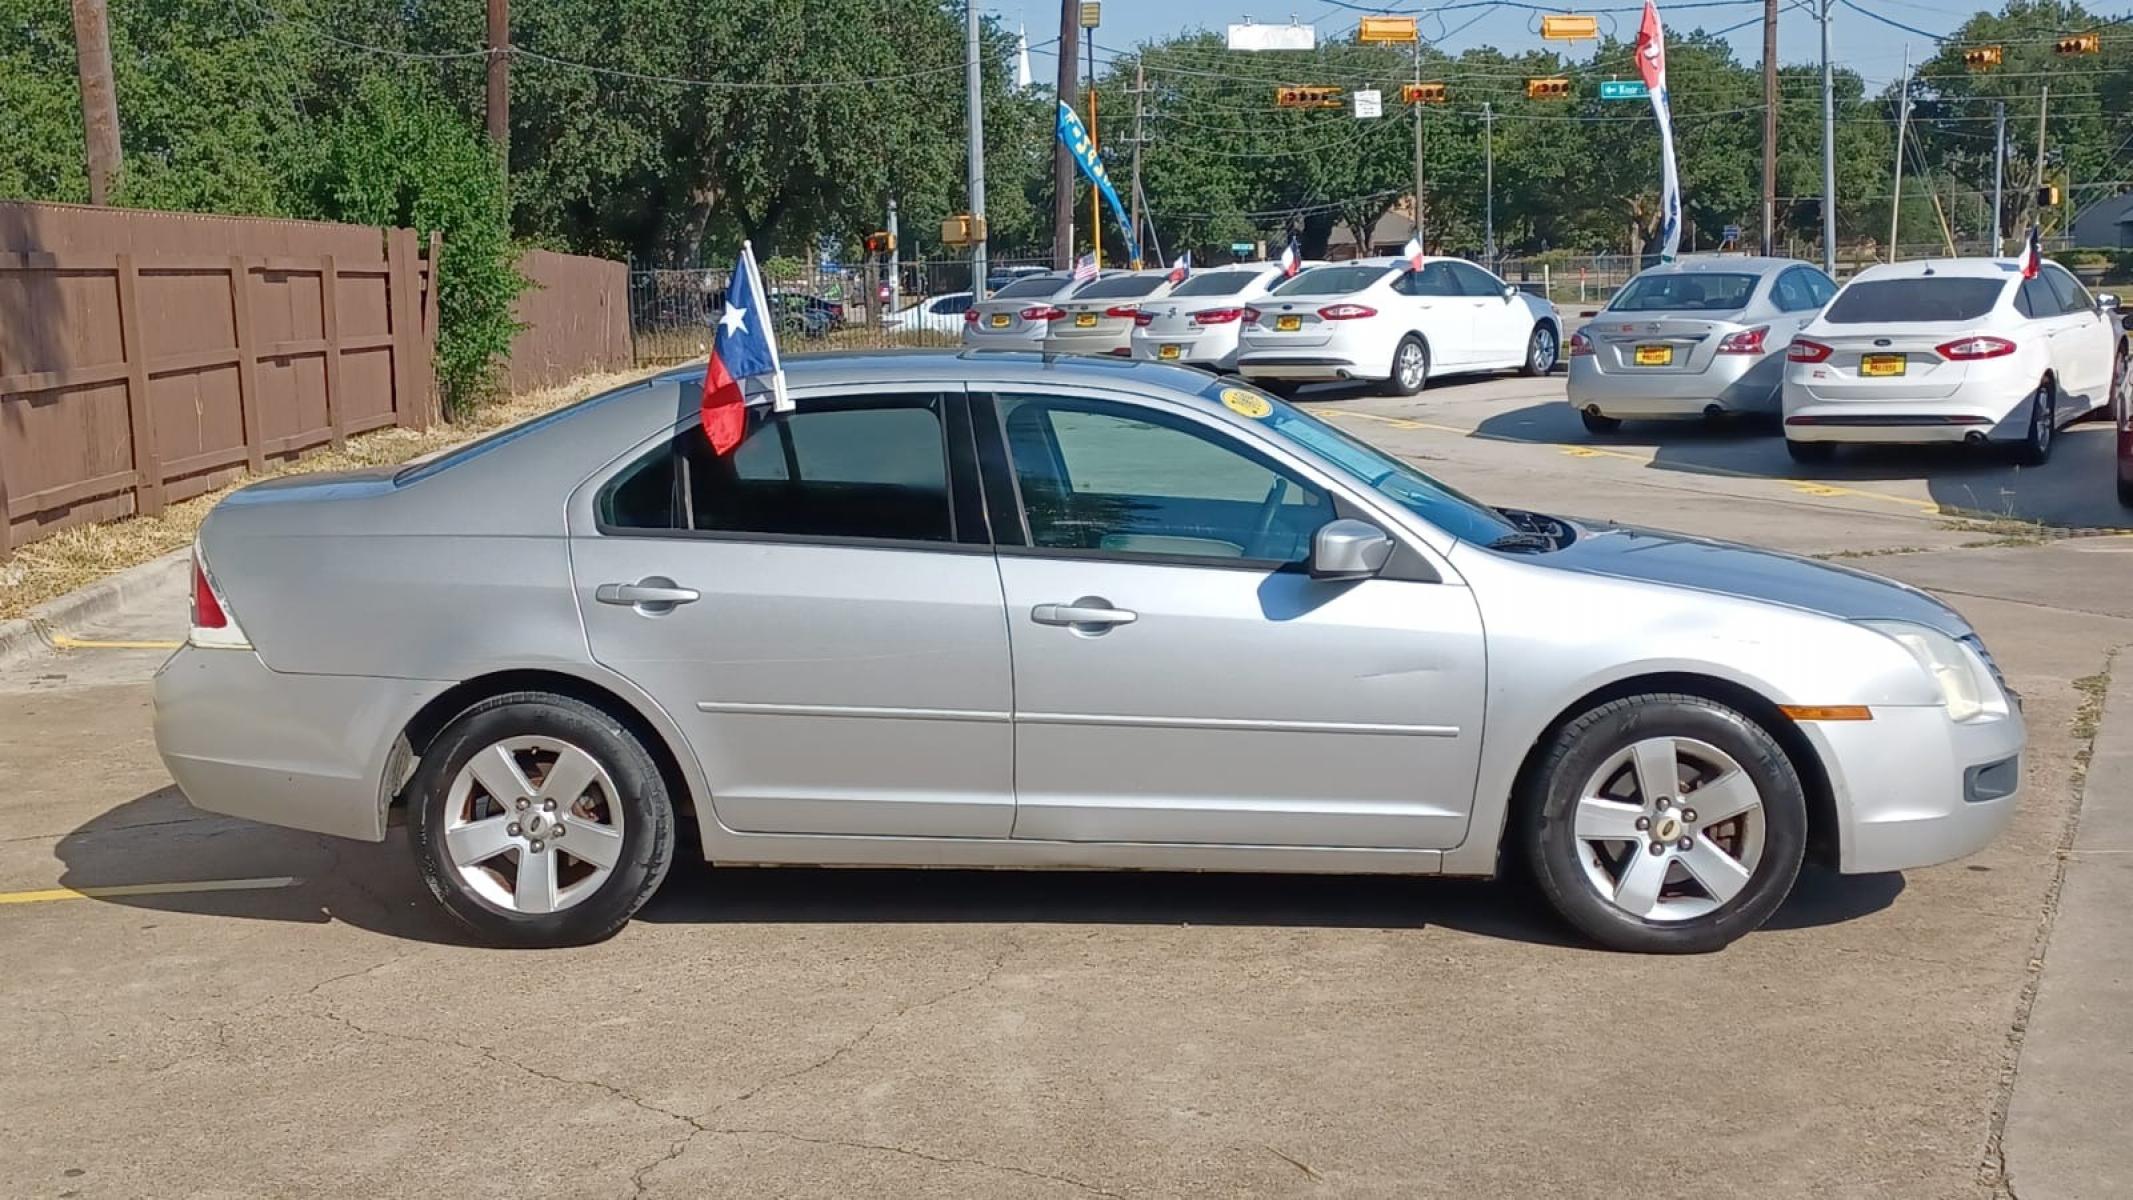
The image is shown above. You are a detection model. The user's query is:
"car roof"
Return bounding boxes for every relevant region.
[1848,258,2023,282]
[738,349,1219,401]
[1636,256,1805,275]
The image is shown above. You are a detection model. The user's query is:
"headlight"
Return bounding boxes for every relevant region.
[1862,620,2005,722]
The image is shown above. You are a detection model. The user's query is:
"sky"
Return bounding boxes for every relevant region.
[998,0,2133,96]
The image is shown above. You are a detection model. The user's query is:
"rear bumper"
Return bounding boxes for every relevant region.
[1812,703,2026,874]
[962,326,1047,349]
[1567,354,1778,416]
[1131,332,1241,370]
[1236,354,1370,381]
[1041,333,1133,358]
[153,646,447,842]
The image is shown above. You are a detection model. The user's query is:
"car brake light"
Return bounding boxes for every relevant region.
[1935,335,2017,360]
[1192,308,1245,325]
[1132,310,1156,327]
[1569,330,1594,357]
[1023,306,1064,321]
[1716,326,1768,355]
[1318,304,1377,320]
[189,549,250,649]
[1106,305,1141,320]
[1788,339,1833,363]
[963,309,980,324]
[1241,307,1264,324]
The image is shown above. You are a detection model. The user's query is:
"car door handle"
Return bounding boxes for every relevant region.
[1031,601,1137,628]
[596,580,701,607]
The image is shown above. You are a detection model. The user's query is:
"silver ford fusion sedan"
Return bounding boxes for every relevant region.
[155,352,2023,952]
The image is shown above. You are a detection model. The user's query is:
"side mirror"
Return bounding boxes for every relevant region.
[1309,519,1395,581]
[2098,293,2121,314]
[1503,284,1520,302]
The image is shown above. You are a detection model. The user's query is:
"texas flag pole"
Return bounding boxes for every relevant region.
[1635,0,1683,264]
[700,240,790,455]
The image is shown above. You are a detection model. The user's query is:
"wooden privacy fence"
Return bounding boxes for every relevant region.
[0,201,437,557]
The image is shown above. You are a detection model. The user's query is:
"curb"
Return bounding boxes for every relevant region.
[0,548,192,671]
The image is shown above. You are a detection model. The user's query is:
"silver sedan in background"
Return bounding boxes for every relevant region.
[1568,257,1838,432]
[962,272,1085,350]
[157,352,2021,955]
[1041,271,1178,358]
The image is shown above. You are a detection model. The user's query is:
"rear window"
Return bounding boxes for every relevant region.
[992,275,1066,300]
[1169,270,1264,298]
[1070,274,1166,300]
[1610,272,1758,312]
[1824,277,2008,323]
[1271,265,1392,296]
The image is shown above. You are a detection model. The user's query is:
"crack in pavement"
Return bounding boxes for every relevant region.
[701,1126,1128,1199]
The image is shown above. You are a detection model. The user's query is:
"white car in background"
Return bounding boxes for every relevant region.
[1236,257,1563,395]
[1041,271,1180,358]
[1129,263,1308,372]
[882,292,973,336]
[1783,259,2125,465]
[962,273,1083,350]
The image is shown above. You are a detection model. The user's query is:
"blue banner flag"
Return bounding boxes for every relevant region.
[1056,102,1140,264]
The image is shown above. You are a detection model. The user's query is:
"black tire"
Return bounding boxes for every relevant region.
[2119,473,2133,508]
[1580,408,1623,434]
[1786,438,1835,463]
[1387,335,1429,396]
[2012,379,2056,467]
[1522,323,1560,377]
[410,692,676,948]
[1520,693,1808,954]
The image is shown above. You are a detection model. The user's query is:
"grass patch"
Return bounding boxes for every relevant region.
[1813,546,1933,560]
[0,366,661,622]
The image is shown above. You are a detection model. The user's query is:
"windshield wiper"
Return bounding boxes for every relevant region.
[1486,531,1557,552]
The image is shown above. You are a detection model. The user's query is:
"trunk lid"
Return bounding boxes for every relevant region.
[1794,324,2005,401]
[1585,312,1749,375]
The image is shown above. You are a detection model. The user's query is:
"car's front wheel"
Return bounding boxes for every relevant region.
[1523,324,1559,377]
[410,692,675,948]
[1521,693,1808,953]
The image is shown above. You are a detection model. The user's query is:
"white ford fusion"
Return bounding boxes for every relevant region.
[1129,263,1299,372]
[1782,258,2126,464]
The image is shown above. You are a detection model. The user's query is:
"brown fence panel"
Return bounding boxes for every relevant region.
[0,201,440,555]
[506,249,631,391]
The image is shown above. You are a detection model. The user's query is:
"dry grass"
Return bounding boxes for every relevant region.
[0,366,663,622]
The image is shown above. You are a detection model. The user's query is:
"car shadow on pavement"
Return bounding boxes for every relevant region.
[56,789,1903,948]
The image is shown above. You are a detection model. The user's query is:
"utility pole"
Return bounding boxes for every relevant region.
[69,0,122,205]
[1483,103,1496,261]
[1760,0,1778,256]
[1051,0,1079,269]
[1887,47,1910,262]
[2029,85,2049,235]
[485,0,509,168]
[1087,29,1100,268]
[964,0,987,297]
[1819,0,1836,272]
[1128,60,1147,268]
[1991,101,2006,254]
[1411,41,1426,251]
[888,198,903,312]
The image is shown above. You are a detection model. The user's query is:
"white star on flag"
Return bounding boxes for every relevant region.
[719,302,748,336]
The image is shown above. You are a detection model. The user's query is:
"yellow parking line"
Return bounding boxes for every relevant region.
[48,634,183,651]
[0,876,299,906]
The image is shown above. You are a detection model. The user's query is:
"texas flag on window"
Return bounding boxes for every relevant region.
[2020,224,2043,280]
[701,242,789,454]
[1167,251,1192,284]
[1403,232,1425,270]
[1280,236,1302,278]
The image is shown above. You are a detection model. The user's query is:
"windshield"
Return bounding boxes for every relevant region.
[1070,274,1165,300]
[1271,265,1391,296]
[1169,270,1263,298]
[1610,272,1758,312]
[1824,277,2007,323]
[992,275,1066,300]
[1202,381,1523,547]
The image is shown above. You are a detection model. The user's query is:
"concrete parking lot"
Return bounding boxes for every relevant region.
[2,369,2128,1198]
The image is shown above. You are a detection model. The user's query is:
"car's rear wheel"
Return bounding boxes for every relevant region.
[1786,438,1834,463]
[1523,324,1559,376]
[2014,379,2056,466]
[1580,409,1622,434]
[410,692,675,948]
[1521,693,1808,953]
[1388,335,1429,396]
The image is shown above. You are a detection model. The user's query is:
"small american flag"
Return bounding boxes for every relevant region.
[1072,252,1098,283]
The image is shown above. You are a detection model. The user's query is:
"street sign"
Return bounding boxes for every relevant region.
[1231,242,1255,256]
[1227,21,1316,51]
[1721,224,1742,244]
[1599,80,1649,101]
[1353,89,1382,119]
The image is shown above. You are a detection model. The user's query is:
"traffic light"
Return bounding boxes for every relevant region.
[1962,46,2003,69]
[2038,184,2062,207]
[2055,32,2100,55]
[1401,82,1449,104]
[863,231,895,255]
[1526,77,1572,100]
[1276,86,1345,109]
[1540,14,1600,40]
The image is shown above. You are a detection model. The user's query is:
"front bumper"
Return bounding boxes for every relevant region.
[1812,703,2026,874]
[153,646,447,842]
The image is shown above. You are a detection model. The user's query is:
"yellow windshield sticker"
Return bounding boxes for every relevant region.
[1221,388,1272,419]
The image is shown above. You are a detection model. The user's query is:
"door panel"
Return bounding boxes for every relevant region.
[1452,262,1527,363]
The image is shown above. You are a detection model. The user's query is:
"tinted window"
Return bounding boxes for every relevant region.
[1449,262,1506,297]
[1070,274,1165,300]
[2015,278,2052,318]
[1823,278,2008,323]
[998,395,1334,564]
[1272,265,1394,296]
[1610,272,1758,312]
[930,294,972,314]
[2043,266,2091,315]
[1170,270,1266,298]
[1398,262,1463,297]
[601,396,953,543]
[992,275,1067,300]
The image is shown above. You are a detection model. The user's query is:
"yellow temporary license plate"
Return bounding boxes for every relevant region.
[1276,315,1302,332]
[1075,312,1098,328]
[989,313,1010,328]
[1159,344,1182,360]
[1634,344,1673,366]
[1860,353,1906,377]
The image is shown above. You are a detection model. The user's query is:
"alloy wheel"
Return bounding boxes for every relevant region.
[1569,736,1766,922]
[443,736,627,915]
[1397,342,1426,390]
[1531,327,1557,373]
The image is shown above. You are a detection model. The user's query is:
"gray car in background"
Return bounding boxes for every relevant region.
[962,272,1083,350]
[1041,271,1178,358]
[157,352,2021,955]
[1568,257,1838,432]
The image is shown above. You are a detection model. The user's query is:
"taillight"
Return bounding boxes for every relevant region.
[1788,339,1833,363]
[1024,306,1064,321]
[189,549,250,649]
[1132,310,1156,327]
[1106,305,1141,320]
[1716,326,1768,355]
[1241,307,1264,324]
[1936,335,2017,360]
[1191,308,1245,325]
[1318,304,1377,320]
[1569,330,1594,357]
[963,309,980,324]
